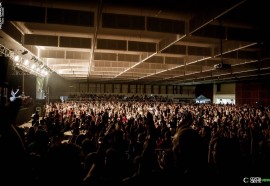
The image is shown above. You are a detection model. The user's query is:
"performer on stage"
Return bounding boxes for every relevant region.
[10,89,19,102]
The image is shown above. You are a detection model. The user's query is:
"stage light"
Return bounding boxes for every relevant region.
[14,55,20,62]
[31,56,38,62]
[24,59,29,66]
[31,64,36,69]
[21,50,28,55]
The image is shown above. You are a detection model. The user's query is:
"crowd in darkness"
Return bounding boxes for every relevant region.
[1,94,270,186]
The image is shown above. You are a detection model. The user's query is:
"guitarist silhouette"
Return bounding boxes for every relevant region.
[9,89,19,102]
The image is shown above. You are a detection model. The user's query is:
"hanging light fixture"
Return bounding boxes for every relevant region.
[21,50,28,55]
[14,55,20,62]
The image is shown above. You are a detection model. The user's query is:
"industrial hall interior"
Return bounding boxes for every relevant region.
[0,0,270,186]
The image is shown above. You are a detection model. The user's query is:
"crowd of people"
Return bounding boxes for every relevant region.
[1,94,270,185]
[68,94,174,102]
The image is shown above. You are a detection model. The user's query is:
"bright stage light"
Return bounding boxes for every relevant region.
[14,55,20,62]
[24,59,29,66]
[31,64,36,69]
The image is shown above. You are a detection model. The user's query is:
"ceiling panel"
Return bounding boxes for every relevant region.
[1,0,269,85]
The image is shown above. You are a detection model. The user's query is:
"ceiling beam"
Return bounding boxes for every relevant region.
[88,0,103,78]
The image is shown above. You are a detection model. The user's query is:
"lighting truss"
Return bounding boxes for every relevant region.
[0,44,52,77]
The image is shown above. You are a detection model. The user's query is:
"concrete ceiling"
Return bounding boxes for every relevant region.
[1,0,270,85]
